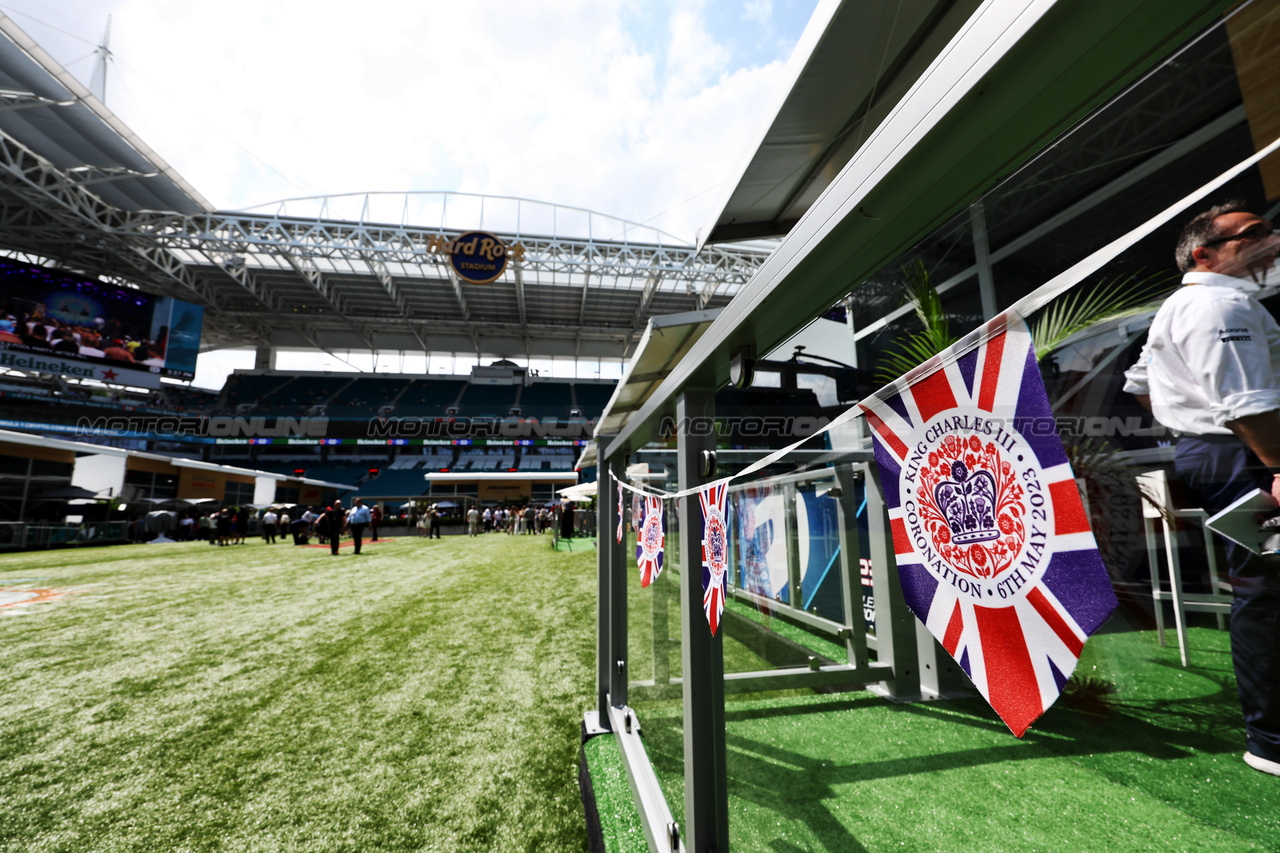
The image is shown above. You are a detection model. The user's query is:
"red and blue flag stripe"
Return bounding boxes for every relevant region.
[861,314,1115,736]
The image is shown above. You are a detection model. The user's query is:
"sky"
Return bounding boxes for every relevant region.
[0,0,818,386]
[1,0,815,236]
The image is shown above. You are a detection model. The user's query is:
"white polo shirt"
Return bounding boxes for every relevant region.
[1124,271,1280,435]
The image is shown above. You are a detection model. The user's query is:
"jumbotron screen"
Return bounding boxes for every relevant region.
[0,259,204,381]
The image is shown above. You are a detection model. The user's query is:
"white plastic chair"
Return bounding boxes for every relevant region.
[1136,469,1232,666]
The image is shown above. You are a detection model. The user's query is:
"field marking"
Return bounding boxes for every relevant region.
[0,584,76,615]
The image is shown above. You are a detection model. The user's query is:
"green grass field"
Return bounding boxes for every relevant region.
[631,627,1280,852]
[600,535,1280,852]
[0,535,596,853]
[7,534,1279,852]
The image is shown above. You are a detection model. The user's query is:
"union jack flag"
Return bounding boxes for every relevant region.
[631,492,644,534]
[636,495,665,588]
[860,314,1116,737]
[699,482,730,635]
[616,484,625,544]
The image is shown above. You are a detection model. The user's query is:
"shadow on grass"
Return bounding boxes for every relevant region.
[637,656,1250,852]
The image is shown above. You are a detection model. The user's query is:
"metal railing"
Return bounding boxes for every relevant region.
[592,428,973,853]
[0,521,130,550]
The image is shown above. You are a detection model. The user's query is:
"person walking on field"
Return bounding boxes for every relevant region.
[467,505,480,537]
[318,500,346,556]
[234,506,249,545]
[347,497,372,555]
[262,508,278,544]
[370,504,382,541]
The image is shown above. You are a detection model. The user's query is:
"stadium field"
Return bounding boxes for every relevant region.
[8,534,1280,852]
[0,534,596,853]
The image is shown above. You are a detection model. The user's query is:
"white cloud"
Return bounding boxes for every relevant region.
[743,0,773,26]
[3,0,802,242]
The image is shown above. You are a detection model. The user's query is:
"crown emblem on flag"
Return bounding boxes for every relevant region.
[636,495,665,588]
[862,314,1118,737]
[699,482,730,634]
[934,460,999,544]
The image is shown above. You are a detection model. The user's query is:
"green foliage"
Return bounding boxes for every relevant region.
[873,260,959,385]
[872,261,1174,387]
[1030,270,1176,363]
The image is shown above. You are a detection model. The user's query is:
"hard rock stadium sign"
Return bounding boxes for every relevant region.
[425,230,527,285]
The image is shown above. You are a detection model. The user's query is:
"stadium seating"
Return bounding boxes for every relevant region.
[324,377,413,418]
[518,382,573,420]
[221,373,293,410]
[458,383,518,417]
[256,376,342,416]
[394,379,467,416]
[572,383,614,417]
[347,468,429,498]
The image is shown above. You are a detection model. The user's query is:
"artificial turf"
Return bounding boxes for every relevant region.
[621,623,1280,852]
[580,735,645,853]
[597,522,1280,850]
[0,534,597,852]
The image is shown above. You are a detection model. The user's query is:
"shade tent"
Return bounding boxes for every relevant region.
[33,485,101,501]
[556,483,597,503]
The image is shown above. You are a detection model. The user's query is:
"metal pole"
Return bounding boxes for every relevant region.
[970,201,999,319]
[17,456,32,522]
[677,388,728,852]
[832,464,868,668]
[864,462,922,700]
[596,436,618,725]
[783,481,802,612]
[607,452,628,709]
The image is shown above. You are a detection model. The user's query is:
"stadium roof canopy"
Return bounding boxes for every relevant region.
[607,0,1233,457]
[701,0,985,245]
[0,13,772,363]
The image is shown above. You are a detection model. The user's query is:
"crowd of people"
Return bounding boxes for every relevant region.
[0,303,166,366]
[124,499,569,549]
[127,499,385,552]
[464,504,553,536]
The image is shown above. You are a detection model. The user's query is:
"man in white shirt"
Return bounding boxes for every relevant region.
[346,497,372,555]
[262,508,278,545]
[1125,200,1280,777]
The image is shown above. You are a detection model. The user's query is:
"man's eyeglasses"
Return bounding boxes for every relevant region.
[1201,222,1277,248]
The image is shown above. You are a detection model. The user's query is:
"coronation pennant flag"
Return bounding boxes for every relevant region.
[631,492,644,534]
[699,482,730,635]
[617,484,625,544]
[636,495,665,587]
[860,314,1116,737]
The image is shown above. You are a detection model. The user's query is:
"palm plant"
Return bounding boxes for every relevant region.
[867,263,1180,559]
[1029,270,1176,362]
[873,263,1175,384]
[873,260,958,384]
